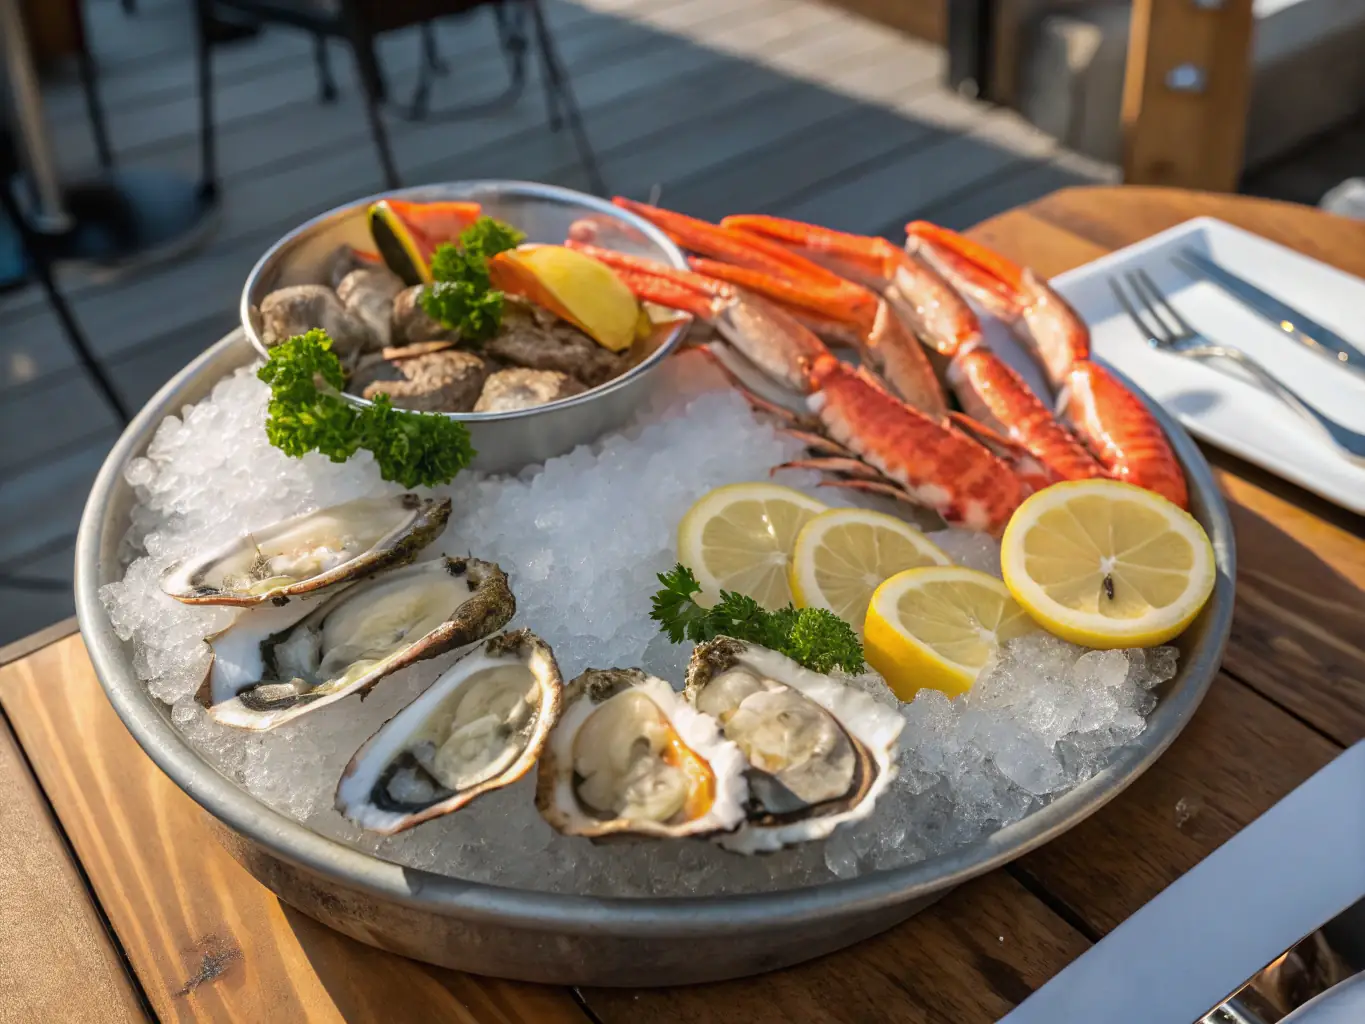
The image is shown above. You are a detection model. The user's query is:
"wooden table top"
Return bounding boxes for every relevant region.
[2,186,1361,1023]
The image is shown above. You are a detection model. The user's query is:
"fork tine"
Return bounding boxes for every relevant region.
[1108,276,1164,343]
[1124,270,1181,341]
[1133,269,1198,339]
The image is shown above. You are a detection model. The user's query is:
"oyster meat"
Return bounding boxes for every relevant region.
[537,669,748,840]
[336,629,563,834]
[160,495,450,607]
[685,638,904,853]
[198,556,515,730]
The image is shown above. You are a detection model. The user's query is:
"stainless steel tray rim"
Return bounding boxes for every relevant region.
[75,330,1234,940]
[239,180,692,423]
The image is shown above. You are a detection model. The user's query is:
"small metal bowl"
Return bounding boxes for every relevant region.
[240,181,689,474]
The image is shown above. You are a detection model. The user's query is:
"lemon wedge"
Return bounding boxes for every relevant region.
[789,508,949,631]
[864,566,1039,700]
[1000,478,1215,649]
[488,245,642,352]
[677,483,828,609]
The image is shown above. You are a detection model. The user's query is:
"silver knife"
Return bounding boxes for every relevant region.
[1173,247,1365,378]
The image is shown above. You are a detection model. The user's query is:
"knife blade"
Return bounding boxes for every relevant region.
[1173,248,1365,378]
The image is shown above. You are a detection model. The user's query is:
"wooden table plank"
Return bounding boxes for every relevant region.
[969,189,1365,744]
[0,633,1096,1022]
[580,871,1090,1023]
[0,637,590,1024]
[0,711,146,1023]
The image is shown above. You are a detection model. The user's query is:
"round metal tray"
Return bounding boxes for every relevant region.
[240,181,690,474]
[75,332,1235,988]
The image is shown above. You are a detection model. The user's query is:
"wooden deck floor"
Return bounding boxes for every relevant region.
[0,0,1116,643]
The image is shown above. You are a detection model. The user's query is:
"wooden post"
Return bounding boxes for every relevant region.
[1120,0,1255,191]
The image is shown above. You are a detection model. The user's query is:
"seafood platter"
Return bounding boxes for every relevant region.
[77,182,1234,985]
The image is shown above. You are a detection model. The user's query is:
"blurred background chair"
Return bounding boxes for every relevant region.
[191,0,606,196]
[0,122,130,425]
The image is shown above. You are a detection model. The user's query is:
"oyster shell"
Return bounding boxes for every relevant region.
[161,494,450,607]
[685,638,903,853]
[536,668,748,840]
[336,629,563,834]
[197,556,515,730]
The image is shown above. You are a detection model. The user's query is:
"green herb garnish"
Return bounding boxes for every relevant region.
[257,330,475,488]
[650,563,864,675]
[421,216,526,342]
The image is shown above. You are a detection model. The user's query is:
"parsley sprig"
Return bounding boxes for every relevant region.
[650,564,864,675]
[420,217,526,342]
[257,330,475,488]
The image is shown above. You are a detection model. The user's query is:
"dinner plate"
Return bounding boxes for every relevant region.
[1045,216,1365,514]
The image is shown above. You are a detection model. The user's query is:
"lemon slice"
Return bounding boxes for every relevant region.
[489,245,642,352]
[864,566,1039,700]
[1000,478,1215,649]
[789,508,950,630]
[678,483,828,609]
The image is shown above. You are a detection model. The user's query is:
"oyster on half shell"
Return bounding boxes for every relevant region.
[685,638,903,854]
[161,494,450,606]
[198,556,514,730]
[536,669,748,840]
[336,629,563,834]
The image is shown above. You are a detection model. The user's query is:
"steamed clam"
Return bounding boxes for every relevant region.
[536,669,748,840]
[198,556,514,730]
[685,638,903,854]
[161,494,450,607]
[336,629,563,834]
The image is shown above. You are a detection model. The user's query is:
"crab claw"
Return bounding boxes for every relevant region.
[368,199,483,285]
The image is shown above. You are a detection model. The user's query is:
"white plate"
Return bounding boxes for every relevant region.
[1046,216,1365,514]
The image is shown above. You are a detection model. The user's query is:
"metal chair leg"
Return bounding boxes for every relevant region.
[339,8,401,189]
[76,46,114,170]
[0,184,130,425]
[394,4,527,124]
[422,20,449,74]
[313,33,338,103]
[408,21,451,119]
[527,0,606,194]
[191,0,219,202]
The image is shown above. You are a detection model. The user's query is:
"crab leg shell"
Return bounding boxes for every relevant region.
[1064,362,1189,510]
[583,246,831,395]
[805,353,1025,534]
[948,345,1104,483]
[611,197,855,291]
[720,214,905,292]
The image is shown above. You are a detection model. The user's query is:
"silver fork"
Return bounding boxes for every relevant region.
[1108,269,1365,464]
